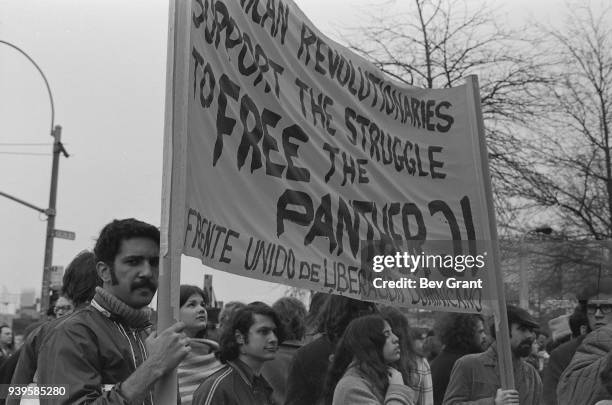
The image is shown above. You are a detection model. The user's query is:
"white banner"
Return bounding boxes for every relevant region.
[171,0,497,312]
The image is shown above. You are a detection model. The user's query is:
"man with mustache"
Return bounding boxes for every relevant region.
[557,278,612,405]
[37,218,190,404]
[192,302,283,405]
[442,305,541,405]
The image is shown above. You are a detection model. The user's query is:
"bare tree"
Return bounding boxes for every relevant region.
[498,2,612,238]
[344,0,550,234]
[339,1,612,322]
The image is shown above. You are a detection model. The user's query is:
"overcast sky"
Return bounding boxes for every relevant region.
[0,0,561,307]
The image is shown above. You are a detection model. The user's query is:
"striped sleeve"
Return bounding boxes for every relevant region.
[178,351,225,405]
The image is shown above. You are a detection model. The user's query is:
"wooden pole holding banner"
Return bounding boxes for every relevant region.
[156,0,190,402]
[465,75,515,390]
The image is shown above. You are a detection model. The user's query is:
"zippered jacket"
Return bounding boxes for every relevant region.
[37,302,152,405]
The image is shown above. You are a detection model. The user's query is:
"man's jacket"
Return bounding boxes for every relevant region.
[558,325,612,405]
[37,303,151,405]
[192,359,274,405]
[542,336,585,405]
[443,345,542,405]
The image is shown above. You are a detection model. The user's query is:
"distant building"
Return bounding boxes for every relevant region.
[16,288,41,319]
[0,286,19,315]
[20,288,36,308]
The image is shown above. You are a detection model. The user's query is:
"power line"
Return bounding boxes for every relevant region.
[0,142,53,146]
[0,151,52,156]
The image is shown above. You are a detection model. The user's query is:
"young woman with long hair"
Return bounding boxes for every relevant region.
[324,315,417,405]
[285,295,377,405]
[380,306,433,405]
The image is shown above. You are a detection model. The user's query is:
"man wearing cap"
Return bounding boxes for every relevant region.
[442,305,541,405]
[557,278,612,405]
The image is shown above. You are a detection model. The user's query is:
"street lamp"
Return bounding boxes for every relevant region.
[0,41,69,315]
[519,226,553,309]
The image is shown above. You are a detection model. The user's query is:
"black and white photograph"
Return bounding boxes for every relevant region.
[1,0,611,404]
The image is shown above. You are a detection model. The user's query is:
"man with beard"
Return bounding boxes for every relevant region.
[430,313,487,405]
[192,302,282,405]
[442,305,541,405]
[557,278,612,405]
[37,219,190,405]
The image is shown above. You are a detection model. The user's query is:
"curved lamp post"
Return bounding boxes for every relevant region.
[0,40,69,315]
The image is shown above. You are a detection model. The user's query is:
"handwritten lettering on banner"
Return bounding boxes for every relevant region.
[180,0,493,312]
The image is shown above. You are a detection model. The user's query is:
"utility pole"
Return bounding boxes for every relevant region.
[0,41,71,315]
[40,125,69,314]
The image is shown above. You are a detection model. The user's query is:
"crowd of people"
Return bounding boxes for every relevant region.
[1,217,612,404]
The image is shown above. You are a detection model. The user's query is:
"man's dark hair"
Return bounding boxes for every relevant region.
[180,285,209,307]
[569,307,591,337]
[272,297,307,341]
[218,302,283,363]
[304,292,329,335]
[218,301,247,333]
[94,218,160,265]
[316,295,377,344]
[436,313,485,353]
[61,250,102,307]
[577,277,612,310]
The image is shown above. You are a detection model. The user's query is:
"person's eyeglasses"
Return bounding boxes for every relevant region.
[586,303,612,315]
[54,305,73,313]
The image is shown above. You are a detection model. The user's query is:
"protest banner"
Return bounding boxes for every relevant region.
[159,0,508,314]
[158,0,516,397]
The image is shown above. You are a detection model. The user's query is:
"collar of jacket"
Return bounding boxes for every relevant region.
[482,343,527,373]
[91,286,152,330]
[481,345,498,367]
[228,359,273,393]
